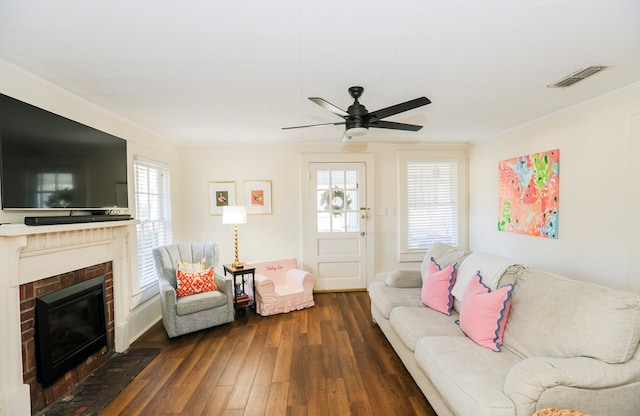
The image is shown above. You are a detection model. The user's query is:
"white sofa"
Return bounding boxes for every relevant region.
[369,243,640,416]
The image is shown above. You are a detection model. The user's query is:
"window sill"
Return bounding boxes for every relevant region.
[398,251,426,263]
[130,283,159,309]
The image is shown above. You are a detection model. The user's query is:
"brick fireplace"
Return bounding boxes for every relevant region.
[20,262,115,411]
[0,220,142,416]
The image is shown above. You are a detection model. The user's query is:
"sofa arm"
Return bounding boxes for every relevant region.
[504,356,640,415]
[255,273,275,294]
[159,278,177,310]
[384,269,422,288]
[214,273,233,298]
[286,269,315,291]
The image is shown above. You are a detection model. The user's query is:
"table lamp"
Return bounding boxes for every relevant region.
[222,205,247,268]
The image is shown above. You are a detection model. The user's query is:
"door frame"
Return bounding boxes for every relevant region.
[299,153,375,290]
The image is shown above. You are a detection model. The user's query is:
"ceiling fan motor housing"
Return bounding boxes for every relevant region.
[346,119,368,130]
[346,101,369,129]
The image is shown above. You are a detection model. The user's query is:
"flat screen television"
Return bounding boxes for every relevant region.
[0,93,128,211]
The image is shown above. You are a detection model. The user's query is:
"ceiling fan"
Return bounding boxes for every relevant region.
[283,86,431,142]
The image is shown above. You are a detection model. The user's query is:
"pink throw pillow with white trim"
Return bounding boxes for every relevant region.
[459,271,514,352]
[421,257,457,315]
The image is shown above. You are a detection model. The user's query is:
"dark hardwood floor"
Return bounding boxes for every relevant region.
[102,292,436,416]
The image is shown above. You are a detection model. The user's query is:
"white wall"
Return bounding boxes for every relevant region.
[177,143,467,278]
[176,144,304,263]
[469,84,640,293]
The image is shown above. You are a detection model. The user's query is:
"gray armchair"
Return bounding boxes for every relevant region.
[152,242,234,338]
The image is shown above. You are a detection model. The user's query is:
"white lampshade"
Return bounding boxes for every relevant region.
[222,205,247,224]
[346,127,368,137]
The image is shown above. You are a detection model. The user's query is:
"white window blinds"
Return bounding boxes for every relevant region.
[407,160,459,251]
[134,160,172,290]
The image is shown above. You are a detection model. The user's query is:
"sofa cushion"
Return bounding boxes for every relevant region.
[452,251,522,312]
[385,269,422,288]
[176,266,218,297]
[459,272,514,352]
[503,269,640,364]
[389,306,463,351]
[369,281,422,319]
[176,289,228,315]
[421,258,457,315]
[421,242,470,275]
[415,336,521,416]
[177,258,206,272]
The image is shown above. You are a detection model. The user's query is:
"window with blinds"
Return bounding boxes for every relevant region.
[134,160,172,291]
[407,160,458,251]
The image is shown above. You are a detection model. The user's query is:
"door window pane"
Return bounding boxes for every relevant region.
[317,212,331,232]
[316,169,330,189]
[346,169,358,188]
[346,212,360,232]
[316,167,360,233]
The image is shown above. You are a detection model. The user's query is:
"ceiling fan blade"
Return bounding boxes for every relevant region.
[369,96,431,120]
[309,97,349,117]
[371,120,423,131]
[340,131,352,142]
[282,121,345,130]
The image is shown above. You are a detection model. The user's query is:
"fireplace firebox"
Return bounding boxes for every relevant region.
[35,276,108,387]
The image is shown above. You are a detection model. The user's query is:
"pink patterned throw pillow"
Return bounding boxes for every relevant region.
[421,257,457,315]
[459,271,514,352]
[176,266,217,297]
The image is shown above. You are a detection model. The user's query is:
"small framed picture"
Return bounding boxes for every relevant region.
[208,181,236,215]
[244,180,272,215]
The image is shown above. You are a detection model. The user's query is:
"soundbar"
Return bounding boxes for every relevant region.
[25,214,132,226]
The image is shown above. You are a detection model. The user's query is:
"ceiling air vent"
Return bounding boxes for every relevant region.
[547,65,611,88]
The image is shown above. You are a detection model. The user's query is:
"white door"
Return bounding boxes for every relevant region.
[301,155,374,291]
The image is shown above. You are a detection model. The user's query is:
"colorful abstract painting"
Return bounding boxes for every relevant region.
[498,149,559,238]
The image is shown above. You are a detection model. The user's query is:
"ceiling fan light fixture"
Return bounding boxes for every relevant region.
[346,127,368,137]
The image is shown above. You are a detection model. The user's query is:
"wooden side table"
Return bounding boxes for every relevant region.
[223,264,256,313]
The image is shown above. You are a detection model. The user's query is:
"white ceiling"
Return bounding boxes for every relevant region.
[1,0,639,145]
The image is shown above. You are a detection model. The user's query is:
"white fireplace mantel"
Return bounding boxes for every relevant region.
[0,220,139,416]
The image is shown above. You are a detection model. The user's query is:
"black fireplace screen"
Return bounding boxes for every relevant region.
[35,275,107,386]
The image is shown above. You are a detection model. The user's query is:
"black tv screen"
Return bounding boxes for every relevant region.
[0,94,128,210]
